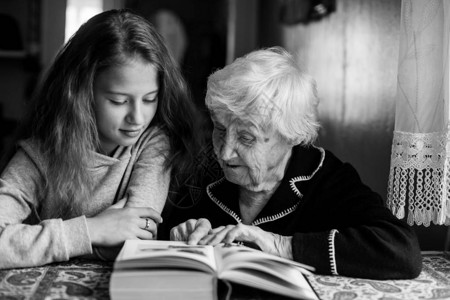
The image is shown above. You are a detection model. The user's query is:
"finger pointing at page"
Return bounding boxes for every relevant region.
[187,218,212,245]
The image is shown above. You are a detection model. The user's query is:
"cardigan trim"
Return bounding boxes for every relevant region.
[207,179,301,226]
[289,147,325,198]
[207,177,242,223]
[206,147,327,226]
[252,201,300,226]
[328,229,339,275]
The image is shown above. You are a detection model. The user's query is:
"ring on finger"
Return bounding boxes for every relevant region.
[144,218,151,231]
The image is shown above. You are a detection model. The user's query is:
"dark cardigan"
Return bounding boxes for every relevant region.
[160,145,422,279]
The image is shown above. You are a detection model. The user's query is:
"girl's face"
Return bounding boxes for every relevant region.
[93,56,159,155]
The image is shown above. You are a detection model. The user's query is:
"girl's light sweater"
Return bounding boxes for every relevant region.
[0,126,170,269]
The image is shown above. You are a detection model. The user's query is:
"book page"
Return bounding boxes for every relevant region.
[115,240,218,274]
[214,244,318,300]
[215,244,314,274]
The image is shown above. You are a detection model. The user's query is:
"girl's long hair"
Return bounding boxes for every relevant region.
[2,9,201,218]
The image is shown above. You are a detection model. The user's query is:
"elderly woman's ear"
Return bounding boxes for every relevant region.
[289,137,303,147]
[282,133,304,147]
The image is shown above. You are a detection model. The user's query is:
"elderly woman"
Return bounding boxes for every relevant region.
[162,47,422,279]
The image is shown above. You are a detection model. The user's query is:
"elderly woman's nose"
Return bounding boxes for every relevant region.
[219,136,237,160]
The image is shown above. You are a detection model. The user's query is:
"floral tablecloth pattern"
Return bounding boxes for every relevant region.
[0,259,112,299]
[306,252,450,300]
[0,252,449,299]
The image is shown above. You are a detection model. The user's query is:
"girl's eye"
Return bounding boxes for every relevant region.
[108,98,127,105]
[144,97,157,103]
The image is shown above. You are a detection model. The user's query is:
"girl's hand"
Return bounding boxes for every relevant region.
[198,223,293,259]
[170,218,212,245]
[86,198,162,247]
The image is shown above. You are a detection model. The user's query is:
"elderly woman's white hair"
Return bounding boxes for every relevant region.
[205,46,320,146]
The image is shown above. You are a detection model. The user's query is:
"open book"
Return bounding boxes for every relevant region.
[110,240,318,300]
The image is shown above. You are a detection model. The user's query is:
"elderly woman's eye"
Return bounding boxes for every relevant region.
[239,135,255,145]
[214,126,226,133]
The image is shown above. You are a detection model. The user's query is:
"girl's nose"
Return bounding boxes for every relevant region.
[126,102,144,125]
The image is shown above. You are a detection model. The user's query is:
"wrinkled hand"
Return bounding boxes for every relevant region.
[86,198,162,247]
[170,218,212,245]
[199,223,293,259]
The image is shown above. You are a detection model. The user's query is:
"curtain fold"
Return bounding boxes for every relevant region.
[388,0,450,226]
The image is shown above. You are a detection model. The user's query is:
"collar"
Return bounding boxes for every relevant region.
[206,145,325,225]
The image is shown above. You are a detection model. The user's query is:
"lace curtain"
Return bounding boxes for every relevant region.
[387,0,450,226]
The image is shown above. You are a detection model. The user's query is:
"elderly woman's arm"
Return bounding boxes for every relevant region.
[293,220,421,278]
[288,157,423,279]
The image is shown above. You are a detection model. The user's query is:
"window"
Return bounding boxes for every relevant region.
[65,0,102,42]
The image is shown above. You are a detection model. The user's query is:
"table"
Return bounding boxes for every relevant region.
[0,252,449,300]
[308,252,450,300]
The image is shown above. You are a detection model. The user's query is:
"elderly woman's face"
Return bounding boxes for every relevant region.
[211,112,293,192]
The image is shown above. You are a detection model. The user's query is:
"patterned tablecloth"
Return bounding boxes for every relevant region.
[306,252,450,300]
[0,252,449,300]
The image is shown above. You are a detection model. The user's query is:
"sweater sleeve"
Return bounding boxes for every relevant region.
[124,127,171,213]
[291,162,422,279]
[0,149,92,269]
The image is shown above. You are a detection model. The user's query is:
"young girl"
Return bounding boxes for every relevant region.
[0,9,200,268]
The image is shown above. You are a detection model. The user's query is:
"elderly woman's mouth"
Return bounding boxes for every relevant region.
[225,163,241,169]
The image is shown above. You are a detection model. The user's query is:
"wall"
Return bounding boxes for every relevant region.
[283,0,400,203]
[126,0,228,107]
[227,0,258,63]
[40,0,66,69]
[0,0,41,151]
[0,0,32,121]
